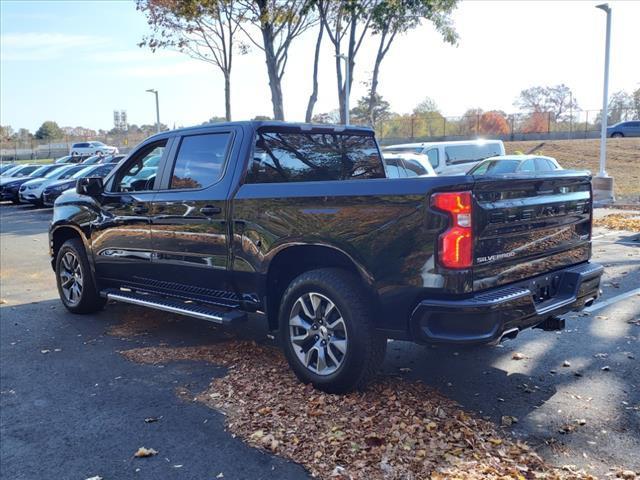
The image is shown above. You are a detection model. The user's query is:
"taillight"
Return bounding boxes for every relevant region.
[431,191,473,269]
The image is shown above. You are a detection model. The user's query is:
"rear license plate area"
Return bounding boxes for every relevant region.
[530,273,562,304]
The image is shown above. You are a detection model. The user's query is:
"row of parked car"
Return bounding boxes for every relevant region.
[380,139,562,178]
[0,153,124,206]
[1,138,564,209]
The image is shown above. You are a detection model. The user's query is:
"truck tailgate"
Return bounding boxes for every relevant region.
[472,172,592,291]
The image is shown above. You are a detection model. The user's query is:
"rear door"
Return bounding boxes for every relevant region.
[146,127,241,306]
[472,172,592,291]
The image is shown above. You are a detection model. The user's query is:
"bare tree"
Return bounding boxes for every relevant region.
[367,0,458,125]
[305,18,324,122]
[239,0,316,120]
[317,0,376,124]
[514,84,579,121]
[137,0,247,121]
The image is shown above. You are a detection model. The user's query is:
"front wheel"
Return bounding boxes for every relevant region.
[611,132,624,138]
[279,268,386,393]
[55,238,106,314]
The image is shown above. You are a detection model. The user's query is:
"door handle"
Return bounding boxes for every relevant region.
[132,204,148,214]
[200,205,222,216]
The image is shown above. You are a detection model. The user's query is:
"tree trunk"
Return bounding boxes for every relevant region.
[335,50,345,123]
[367,31,386,125]
[224,71,232,121]
[305,23,324,123]
[260,12,285,121]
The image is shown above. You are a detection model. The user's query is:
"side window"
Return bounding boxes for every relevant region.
[113,140,167,192]
[247,131,385,183]
[384,158,403,178]
[520,159,535,172]
[472,162,490,175]
[170,133,231,190]
[425,148,439,168]
[401,159,427,177]
[534,158,553,171]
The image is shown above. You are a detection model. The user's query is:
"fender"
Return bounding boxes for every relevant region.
[263,240,375,287]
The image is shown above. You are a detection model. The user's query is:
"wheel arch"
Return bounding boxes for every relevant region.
[50,224,92,270]
[263,243,377,331]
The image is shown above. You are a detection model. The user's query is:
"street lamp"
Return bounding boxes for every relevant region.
[146,89,161,134]
[336,54,350,125]
[593,3,614,204]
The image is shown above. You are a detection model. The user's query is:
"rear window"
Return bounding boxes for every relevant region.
[247,131,385,183]
[444,143,503,165]
[170,133,231,190]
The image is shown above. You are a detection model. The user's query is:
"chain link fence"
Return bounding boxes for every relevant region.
[1,109,638,162]
[375,108,638,145]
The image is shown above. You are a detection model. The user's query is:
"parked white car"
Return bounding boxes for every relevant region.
[467,155,563,175]
[18,164,87,206]
[69,141,118,157]
[383,153,437,178]
[382,139,505,175]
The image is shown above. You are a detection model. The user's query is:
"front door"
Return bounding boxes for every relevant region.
[147,128,240,306]
[92,138,170,287]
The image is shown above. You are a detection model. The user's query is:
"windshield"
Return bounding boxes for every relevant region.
[13,165,40,176]
[384,146,424,155]
[71,166,98,179]
[30,165,57,177]
[445,143,504,165]
[471,159,522,175]
[45,166,70,179]
[2,165,23,176]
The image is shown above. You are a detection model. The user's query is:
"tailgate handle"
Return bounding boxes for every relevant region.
[200,205,221,216]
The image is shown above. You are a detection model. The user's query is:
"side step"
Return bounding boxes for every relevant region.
[102,289,247,326]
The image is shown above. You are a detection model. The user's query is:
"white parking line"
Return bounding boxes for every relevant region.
[584,287,640,313]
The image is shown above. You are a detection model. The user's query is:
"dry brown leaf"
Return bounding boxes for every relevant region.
[121,341,624,479]
[134,447,158,458]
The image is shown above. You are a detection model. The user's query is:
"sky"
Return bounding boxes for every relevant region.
[1,0,639,133]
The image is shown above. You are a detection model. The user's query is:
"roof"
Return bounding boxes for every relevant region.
[383,139,504,149]
[145,121,374,141]
[482,154,555,162]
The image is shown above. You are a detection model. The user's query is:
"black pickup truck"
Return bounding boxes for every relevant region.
[49,121,603,392]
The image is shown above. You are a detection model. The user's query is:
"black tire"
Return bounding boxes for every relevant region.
[11,197,20,205]
[279,268,387,394]
[611,132,624,138]
[71,151,78,156]
[55,238,106,314]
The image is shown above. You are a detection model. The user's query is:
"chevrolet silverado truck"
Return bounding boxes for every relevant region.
[49,121,603,393]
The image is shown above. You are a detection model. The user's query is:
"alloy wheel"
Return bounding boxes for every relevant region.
[59,251,83,305]
[289,292,348,376]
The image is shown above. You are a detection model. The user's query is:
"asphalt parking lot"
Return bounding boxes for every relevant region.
[1,202,639,479]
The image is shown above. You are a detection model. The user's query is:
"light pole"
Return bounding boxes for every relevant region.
[146,89,161,134]
[336,54,350,125]
[596,3,611,178]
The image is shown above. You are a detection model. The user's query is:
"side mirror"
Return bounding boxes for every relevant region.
[76,177,104,196]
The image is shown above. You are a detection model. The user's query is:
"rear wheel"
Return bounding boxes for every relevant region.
[55,238,106,314]
[279,268,386,393]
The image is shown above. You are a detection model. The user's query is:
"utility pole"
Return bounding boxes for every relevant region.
[593,3,614,204]
[146,89,161,134]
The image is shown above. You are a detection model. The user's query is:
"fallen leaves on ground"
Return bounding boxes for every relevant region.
[134,446,158,458]
[594,213,640,232]
[120,341,625,479]
[511,352,526,361]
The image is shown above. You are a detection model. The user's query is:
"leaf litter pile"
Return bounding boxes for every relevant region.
[594,213,640,232]
[119,341,640,479]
